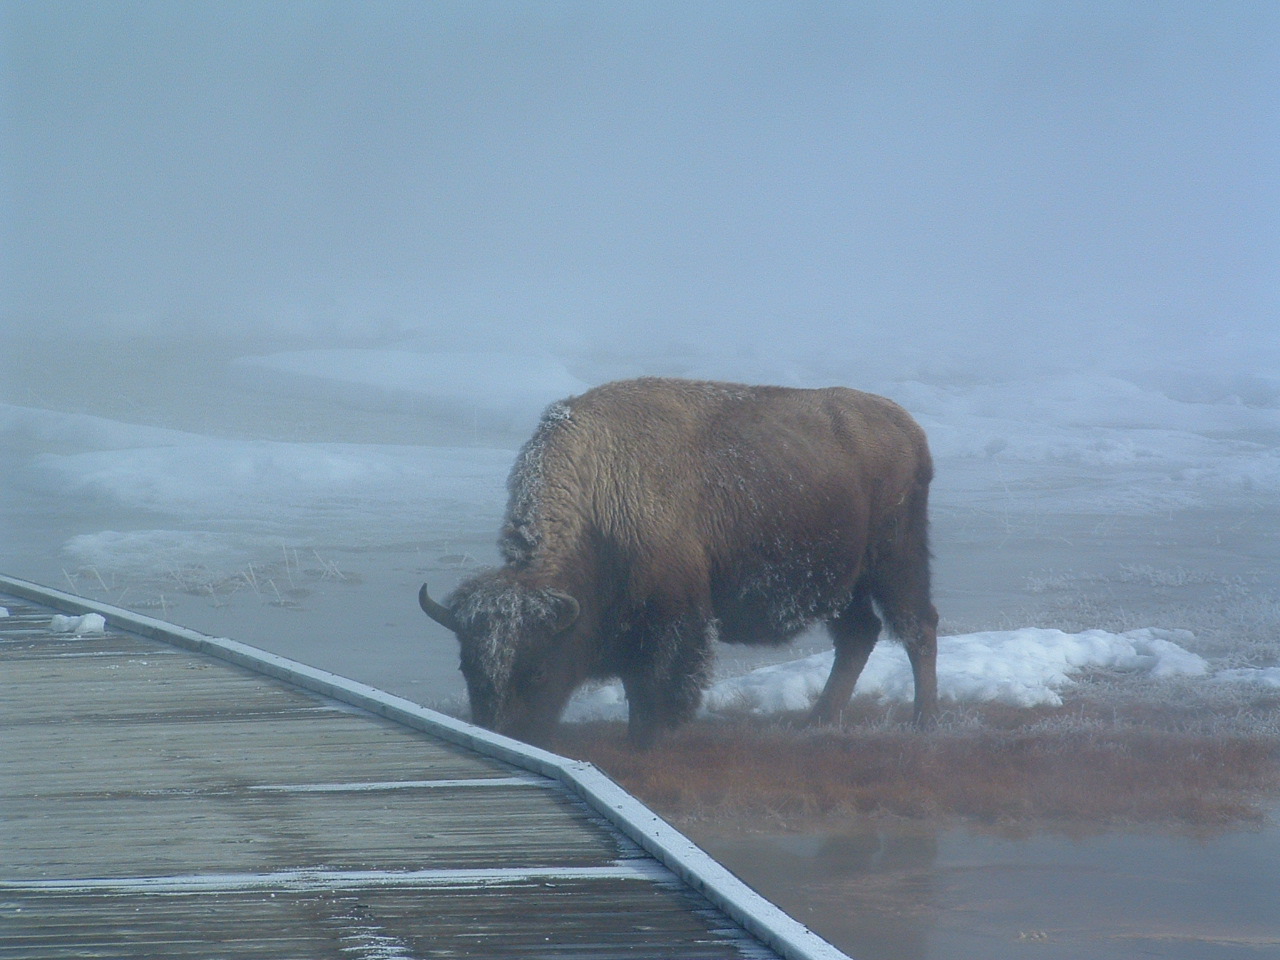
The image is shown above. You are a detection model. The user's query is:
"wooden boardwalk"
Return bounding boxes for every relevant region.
[0,576,848,960]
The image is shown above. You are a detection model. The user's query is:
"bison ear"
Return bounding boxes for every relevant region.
[546,590,580,635]
[419,583,461,634]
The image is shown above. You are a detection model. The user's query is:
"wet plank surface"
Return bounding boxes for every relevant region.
[0,594,779,959]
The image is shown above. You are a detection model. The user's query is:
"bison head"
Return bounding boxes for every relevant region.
[419,572,581,747]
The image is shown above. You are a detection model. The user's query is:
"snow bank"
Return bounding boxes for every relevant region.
[0,398,512,576]
[3,351,1275,699]
[565,628,1211,721]
[887,372,1280,506]
[216,354,1280,503]
[7,352,1275,576]
[29,438,508,577]
[41,441,452,515]
[38,437,507,578]
[895,372,1279,437]
[50,613,107,635]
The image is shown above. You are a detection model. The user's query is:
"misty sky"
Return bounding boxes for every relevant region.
[3,1,1276,370]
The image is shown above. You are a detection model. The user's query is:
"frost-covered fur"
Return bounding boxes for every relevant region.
[501,399,573,565]
[428,376,939,747]
[450,575,556,686]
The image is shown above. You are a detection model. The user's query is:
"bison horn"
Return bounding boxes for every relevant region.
[418,583,460,633]
[547,590,580,634]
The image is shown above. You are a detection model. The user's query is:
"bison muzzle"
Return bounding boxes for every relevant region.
[421,377,938,748]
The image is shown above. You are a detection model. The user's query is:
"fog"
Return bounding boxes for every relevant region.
[4,0,1278,696]
[4,8,1279,958]
[5,1,1276,374]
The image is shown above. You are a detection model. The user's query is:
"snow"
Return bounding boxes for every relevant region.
[891,373,1280,514]
[2,345,1277,709]
[6,358,1275,548]
[50,613,107,635]
[565,628,1212,721]
[2,401,510,578]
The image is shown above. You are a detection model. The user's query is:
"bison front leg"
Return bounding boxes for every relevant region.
[621,617,713,749]
[620,673,665,749]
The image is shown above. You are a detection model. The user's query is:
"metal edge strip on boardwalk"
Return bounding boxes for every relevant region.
[1,573,851,960]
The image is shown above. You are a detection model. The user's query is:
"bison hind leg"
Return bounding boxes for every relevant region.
[875,586,939,727]
[807,588,881,726]
[892,605,939,727]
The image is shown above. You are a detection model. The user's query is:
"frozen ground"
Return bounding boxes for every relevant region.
[2,335,1277,722]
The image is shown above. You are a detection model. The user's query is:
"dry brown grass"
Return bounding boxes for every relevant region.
[556,700,1280,832]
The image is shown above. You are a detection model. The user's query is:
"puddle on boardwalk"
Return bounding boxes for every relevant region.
[695,819,1280,960]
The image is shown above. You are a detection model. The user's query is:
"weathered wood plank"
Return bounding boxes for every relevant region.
[0,879,777,959]
[3,785,628,880]
[2,630,628,882]
[1,715,515,792]
[2,651,334,724]
[0,630,164,658]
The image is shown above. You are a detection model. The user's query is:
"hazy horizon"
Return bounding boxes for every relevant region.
[4,2,1276,377]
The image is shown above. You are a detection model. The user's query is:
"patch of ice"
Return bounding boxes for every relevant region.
[50,613,107,635]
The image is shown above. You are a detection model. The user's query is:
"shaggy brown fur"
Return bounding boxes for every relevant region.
[421,377,937,747]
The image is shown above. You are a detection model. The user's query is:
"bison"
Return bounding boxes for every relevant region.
[420,376,938,748]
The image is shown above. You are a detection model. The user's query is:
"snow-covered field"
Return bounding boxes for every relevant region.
[3,339,1277,719]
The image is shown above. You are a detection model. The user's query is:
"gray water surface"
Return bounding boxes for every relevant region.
[698,820,1280,960]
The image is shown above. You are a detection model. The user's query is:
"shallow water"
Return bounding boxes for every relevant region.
[696,819,1280,960]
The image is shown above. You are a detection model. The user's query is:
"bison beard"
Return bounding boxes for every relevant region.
[421,377,938,749]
